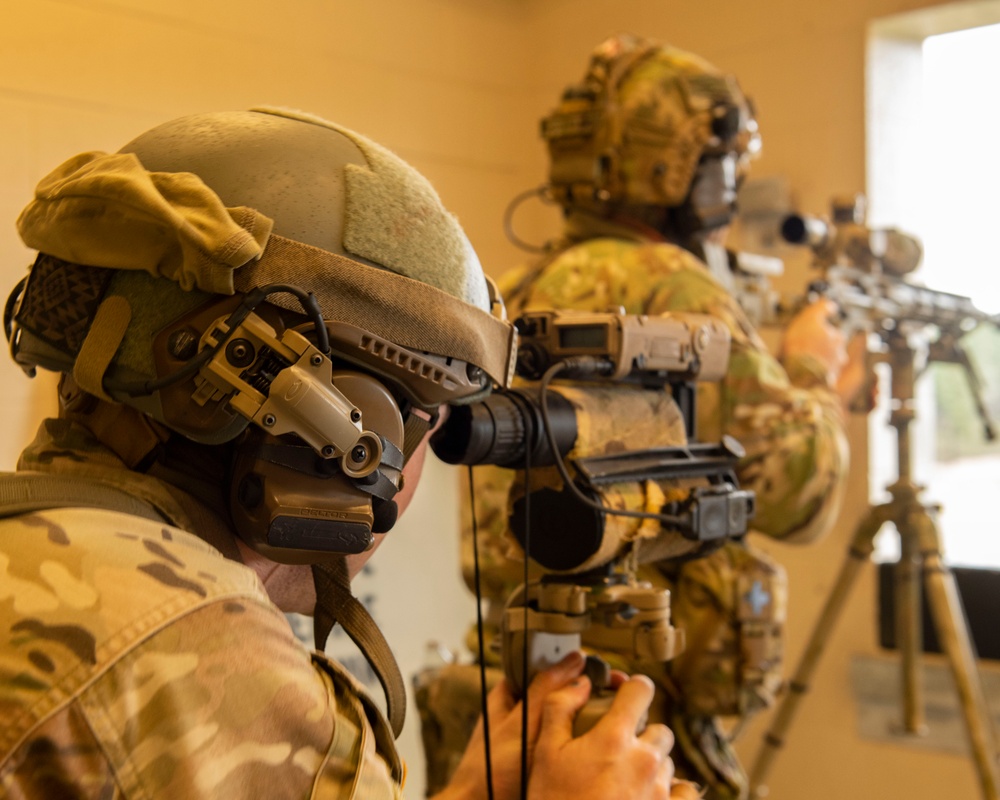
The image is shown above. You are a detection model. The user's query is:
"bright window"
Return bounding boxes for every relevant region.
[868,11,1000,569]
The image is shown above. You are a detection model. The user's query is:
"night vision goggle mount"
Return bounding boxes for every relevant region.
[195,310,384,476]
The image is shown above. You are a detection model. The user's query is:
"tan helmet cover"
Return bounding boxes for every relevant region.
[12,109,515,432]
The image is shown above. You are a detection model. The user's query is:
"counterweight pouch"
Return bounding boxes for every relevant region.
[413,662,504,797]
[665,539,786,717]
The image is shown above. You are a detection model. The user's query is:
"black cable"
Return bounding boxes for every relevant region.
[3,277,27,343]
[503,185,556,255]
[116,335,220,397]
[468,466,495,800]
[519,442,531,800]
[537,360,693,527]
[272,284,331,355]
[238,283,331,356]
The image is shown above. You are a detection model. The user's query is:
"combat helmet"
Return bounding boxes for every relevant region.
[8,108,516,564]
[541,33,760,239]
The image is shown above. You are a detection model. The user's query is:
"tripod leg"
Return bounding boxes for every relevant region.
[918,513,1000,800]
[897,527,927,734]
[749,505,891,797]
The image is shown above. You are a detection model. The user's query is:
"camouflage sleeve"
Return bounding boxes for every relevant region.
[2,594,403,800]
[513,239,849,544]
[782,351,835,391]
[0,508,402,799]
[723,351,848,543]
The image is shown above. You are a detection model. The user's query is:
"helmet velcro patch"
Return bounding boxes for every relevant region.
[15,253,114,357]
[339,131,491,313]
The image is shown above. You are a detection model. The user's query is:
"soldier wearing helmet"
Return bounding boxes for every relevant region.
[540,35,760,248]
[418,35,860,800]
[0,108,689,799]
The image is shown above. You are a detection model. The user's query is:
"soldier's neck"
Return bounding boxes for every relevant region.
[563,208,663,244]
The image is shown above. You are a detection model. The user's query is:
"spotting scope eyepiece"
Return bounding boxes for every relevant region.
[430,388,577,468]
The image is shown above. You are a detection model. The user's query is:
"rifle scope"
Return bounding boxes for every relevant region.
[780,213,831,249]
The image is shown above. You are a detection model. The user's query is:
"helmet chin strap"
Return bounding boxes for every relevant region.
[312,557,408,738]
[307,412,434,739]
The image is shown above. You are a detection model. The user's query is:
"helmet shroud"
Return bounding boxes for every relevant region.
[541,34,760,238]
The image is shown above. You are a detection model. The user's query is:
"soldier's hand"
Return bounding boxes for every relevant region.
[780,298,848,382]
[527,673,677,800]
[836,331,872,410]
[437,650,592,800]
[781,299,873,410]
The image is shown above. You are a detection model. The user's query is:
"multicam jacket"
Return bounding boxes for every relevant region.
[0,419,403,799]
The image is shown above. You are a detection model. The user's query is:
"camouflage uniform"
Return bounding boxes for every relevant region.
[418,230,847,800]
[0,418,404,799]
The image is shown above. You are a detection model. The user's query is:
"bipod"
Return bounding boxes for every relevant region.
[749,328,1000,799]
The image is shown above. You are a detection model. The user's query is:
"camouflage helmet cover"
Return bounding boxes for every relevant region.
[542,33,760,213]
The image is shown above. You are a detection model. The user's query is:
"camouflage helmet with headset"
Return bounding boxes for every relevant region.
[10,107,515,562]
[541,33,761,238]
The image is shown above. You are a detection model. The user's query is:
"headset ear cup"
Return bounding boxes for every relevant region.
[227,429,377,563]
[227,370,406,564]
[372,498,398,534]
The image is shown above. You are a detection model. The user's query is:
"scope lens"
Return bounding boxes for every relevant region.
[780,215,807,244]
[430,394,526,465]
[429,389,577,467]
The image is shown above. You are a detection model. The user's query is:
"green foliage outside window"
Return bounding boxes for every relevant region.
[934,325,1000,461]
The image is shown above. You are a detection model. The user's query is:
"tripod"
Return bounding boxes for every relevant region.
[750,328,1000,799]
